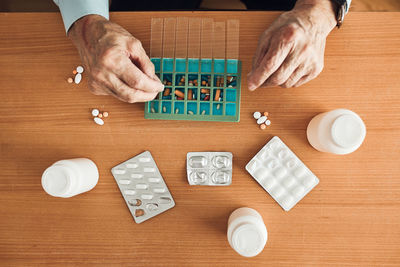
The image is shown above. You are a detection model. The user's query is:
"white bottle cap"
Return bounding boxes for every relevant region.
[331,114,366,149]
[230,221,268,257]
[41,165,76,197]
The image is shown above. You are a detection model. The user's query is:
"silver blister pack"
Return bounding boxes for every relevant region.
[186,152,233,186]
[111,151,175,223]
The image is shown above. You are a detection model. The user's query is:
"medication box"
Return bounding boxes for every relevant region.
[146,58,241,122]
[246,136,319,211]
[111,151,175,223]
[187,152,233,185]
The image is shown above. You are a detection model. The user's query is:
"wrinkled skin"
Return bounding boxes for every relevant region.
[247,0,337,90]
[69,15,164,103]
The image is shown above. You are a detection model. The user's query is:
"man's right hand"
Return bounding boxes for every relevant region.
[68,15,164,103]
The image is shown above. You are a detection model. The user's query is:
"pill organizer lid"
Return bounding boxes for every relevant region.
[42,165,74,197]
[331,114,366,149]
[232,223,267,257]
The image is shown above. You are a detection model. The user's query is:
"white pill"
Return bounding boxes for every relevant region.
[141,194,153,200]
[265,120,271,126]
[94,117,104,126]
[74,73,82,84]
[124,190,136,195]
[118,179,131,185]
[144,167,155,173]
[76,66,84,73]
[148,177,160,183]
[139,157,151,162]
[136,183,148,190]
[113,169,126,175]
[131,173,143,179]
[91,109,99,117]
[257,116,267,124]
[253,111,261,119]
[153,188,166,193]
[126,163,138,168]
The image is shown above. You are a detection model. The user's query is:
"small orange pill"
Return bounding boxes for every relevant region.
[103,111,109,118]
[201,80,206,86]
[263,111,269,117]
[180,78,185,82]
[188,89,193,100]
[201,88,210,94]
[167,82,172,86]
[67,77,73,83]
[98,113,103,118]
[163,88,171,96]
[260,124,267,130]
[175,90,185,98]
[214,89,221,101]
[73,70,77,75]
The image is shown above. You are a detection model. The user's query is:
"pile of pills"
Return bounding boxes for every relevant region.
[91,108,109,126]
[67,66,84,84]
[253,111,271,130]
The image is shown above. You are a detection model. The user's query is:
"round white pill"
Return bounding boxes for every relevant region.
[76,66,84,73]
[94,117,104,126]
[253,111,261,120]
[257,116,267,124]
[265,120,271,126]
[91,109,99,117]
[74,73,82,84]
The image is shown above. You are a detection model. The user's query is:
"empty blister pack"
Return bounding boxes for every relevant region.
[111,151,175,223]
[187,152,232,185]
[246,136,319,211]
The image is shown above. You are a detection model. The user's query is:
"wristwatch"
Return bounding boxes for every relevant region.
[330,0,349,28]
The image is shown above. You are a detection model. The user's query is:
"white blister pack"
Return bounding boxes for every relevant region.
[246,136,319,211]
[111,151,175,223]
[187,152,233,186]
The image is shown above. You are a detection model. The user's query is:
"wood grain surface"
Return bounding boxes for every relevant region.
[0,12,399,266]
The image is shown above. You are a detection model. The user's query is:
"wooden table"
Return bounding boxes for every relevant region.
[0,11,399,266]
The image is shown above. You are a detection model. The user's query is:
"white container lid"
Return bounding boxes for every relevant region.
[42,165,74,197]
[331,114,366,150]
[230,221,268,257]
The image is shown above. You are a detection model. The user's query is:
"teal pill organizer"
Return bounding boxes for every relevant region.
[145,58,241,122]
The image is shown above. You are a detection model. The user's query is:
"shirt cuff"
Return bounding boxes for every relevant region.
[56,0,109,33]
[345,0,352,13]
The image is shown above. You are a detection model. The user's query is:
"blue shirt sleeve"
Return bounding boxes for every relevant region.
[53,0,109,33]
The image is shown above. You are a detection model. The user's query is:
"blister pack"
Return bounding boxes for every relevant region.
[186,152,233,185]
[111,151,175,223]
[246,136,319,211]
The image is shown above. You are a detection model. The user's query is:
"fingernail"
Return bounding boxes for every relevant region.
[248,83,256,91]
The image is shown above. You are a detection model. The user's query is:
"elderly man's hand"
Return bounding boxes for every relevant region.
[247,0,338,90]
[68,15,164,103]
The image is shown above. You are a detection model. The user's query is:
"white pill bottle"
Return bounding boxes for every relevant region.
[227,207,268,257]
[307,109,366,155]
[42,158,99,198]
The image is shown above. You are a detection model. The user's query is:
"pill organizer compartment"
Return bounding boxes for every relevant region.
[187,152,233,186]
[111,151,175,223]
[146,58,241,122]
[245,136,319,211]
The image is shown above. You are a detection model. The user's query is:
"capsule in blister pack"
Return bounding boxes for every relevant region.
[111,151,175,223]
[187,152,233,186]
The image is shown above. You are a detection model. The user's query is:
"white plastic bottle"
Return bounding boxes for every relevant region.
[41,158,99,198]
[227,207,268,257]
[307,109,366,155]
